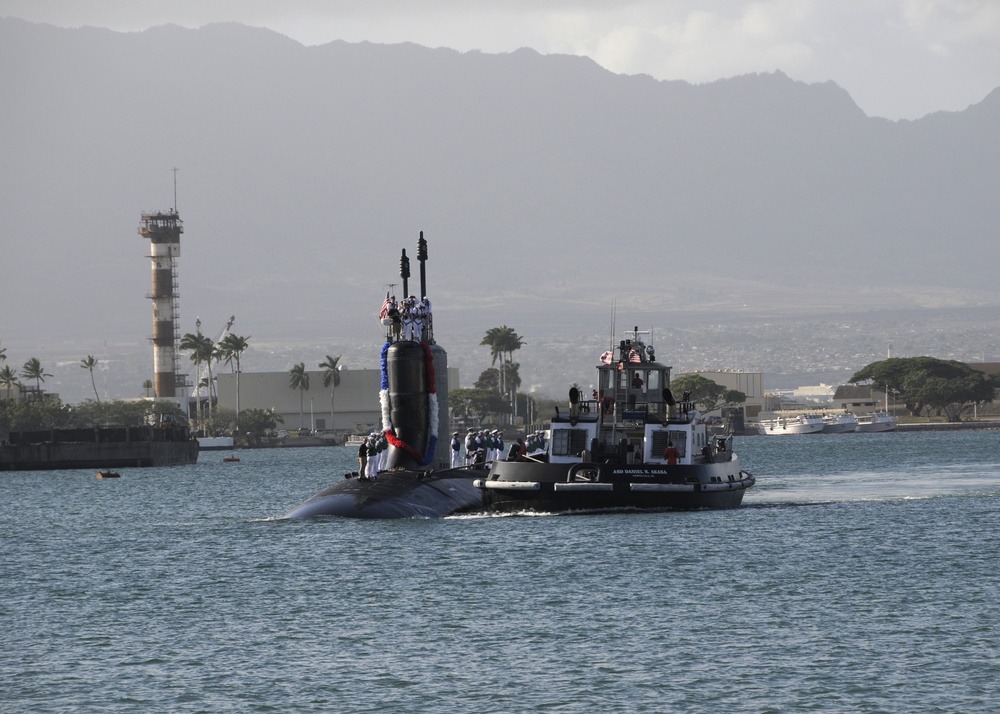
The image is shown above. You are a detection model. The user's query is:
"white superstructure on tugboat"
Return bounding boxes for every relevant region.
[475,327,754,513]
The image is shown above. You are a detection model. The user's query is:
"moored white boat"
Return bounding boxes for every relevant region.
[822,413,858,433]
[198,435,234,451]
[855,412,898,432]
[757,414,825,435]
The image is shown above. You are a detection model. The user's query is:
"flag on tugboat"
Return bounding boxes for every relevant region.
[378,291,391,320]
[600,351,613,364]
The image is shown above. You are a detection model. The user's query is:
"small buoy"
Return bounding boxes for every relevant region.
[96,471,121,479]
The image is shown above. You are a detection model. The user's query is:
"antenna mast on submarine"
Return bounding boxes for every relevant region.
[399,249,410,298]
[417,231,428,298]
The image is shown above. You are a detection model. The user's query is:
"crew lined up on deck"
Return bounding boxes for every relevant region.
[459,428,548,466]
[379,294,433,343]
[357,431,388,480]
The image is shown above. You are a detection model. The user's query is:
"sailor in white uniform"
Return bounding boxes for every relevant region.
[464,430,476,467]
[451,431,461,468]
[400,300,414,341]
[421,296,432,341]
[410,296,423,342]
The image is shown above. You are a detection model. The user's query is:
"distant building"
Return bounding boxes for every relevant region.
[684,370,766,418]
[832,385,882,411]
[0,383,24,403]
[216,367,459,434]
[0,384,58,404]
[791,383,836,401]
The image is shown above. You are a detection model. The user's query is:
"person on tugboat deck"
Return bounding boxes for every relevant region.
[629,371,644,409]
[664,442,680,465]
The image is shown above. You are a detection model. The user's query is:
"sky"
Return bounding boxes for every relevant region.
[3,0,999,120]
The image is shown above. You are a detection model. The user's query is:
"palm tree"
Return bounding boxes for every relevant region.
[20,357,51,400]
[81,355,100,402]
[220,333,250,429]
[0,364,17,401]
[503,361,522,394]
[0,341,6,363]
[180,331,213,428]
[142,379,154,398]
[480,326,506,380]
[319,354,342,432]
[289,362,310,429]
[481,325,525,421]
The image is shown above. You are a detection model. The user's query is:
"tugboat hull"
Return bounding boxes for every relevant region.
[476,460,753,514]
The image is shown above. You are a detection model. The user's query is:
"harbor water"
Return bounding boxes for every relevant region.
[3,430,999,712]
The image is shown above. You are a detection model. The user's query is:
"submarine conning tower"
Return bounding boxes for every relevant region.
[380,233,451,471]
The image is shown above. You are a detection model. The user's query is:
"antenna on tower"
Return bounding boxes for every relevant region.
[172,167,179,213]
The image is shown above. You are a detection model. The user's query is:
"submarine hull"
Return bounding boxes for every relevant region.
[283,468,484,519]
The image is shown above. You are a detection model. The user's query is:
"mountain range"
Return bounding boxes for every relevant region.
[2,18,999,400]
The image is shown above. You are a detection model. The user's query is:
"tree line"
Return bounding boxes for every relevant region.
[850,357,998,421]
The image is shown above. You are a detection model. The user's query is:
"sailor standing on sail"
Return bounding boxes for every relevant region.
[387,296,401,342]
[421,296,432,341]
[411,296,424,342]
[400,299,413,341]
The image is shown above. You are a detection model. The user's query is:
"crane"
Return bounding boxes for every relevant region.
[213,315,236,347]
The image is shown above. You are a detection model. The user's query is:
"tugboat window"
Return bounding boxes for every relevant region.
[552,429,588,456]
[651,430,687,457]
[647,370,661,392]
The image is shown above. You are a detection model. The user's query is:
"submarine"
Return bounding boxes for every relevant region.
[283,234,485,519]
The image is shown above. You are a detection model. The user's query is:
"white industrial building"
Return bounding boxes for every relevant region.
[216,367,460,435]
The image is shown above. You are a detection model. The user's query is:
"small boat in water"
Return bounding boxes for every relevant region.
[822,412,859,434]
[96,470,121,479]
[855,411,898,432]
[474,327,754,514]
[757,414,825,435]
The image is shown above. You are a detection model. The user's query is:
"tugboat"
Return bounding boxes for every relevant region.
[282,234,483,519]
[474,328,754,513]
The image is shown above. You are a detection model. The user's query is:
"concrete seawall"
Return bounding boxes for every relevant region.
[1,426,199,471]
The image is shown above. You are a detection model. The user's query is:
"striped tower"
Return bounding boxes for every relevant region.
[138,210,185,398]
